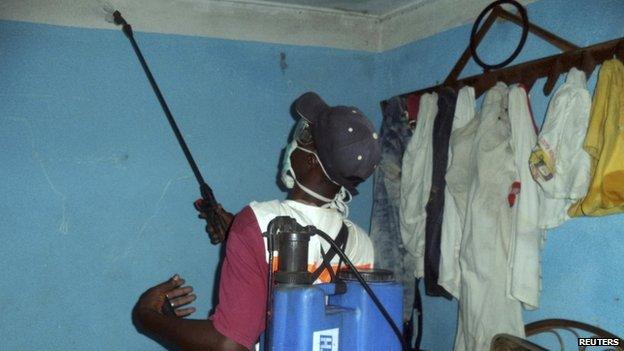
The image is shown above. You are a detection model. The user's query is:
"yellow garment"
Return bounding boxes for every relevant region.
[569,59,624,217]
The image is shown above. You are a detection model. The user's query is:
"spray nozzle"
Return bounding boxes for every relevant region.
[103,7,132,38]
[112,10,127,26]
[101,2,116,23]
[101,1,128,28]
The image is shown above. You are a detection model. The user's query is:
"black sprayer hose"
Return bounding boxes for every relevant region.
[111,11,227,243]
[312,228,409,351]
[264,221,277,350]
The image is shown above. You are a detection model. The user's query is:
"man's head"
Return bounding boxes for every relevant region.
[281,92,381,203]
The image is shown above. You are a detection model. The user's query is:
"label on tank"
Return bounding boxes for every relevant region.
[312,328,339,351]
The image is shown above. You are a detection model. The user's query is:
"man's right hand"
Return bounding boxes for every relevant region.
[195,200,234,243]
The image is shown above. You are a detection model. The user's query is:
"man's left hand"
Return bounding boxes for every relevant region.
[134,274,197,328]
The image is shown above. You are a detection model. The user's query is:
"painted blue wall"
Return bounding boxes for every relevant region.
[1,0,623,349]
[376,0,624,349]
[0,21,380,350]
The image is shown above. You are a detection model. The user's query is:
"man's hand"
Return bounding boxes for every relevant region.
[134,275,197,330]
[196,200,234,242]
[132,275,248,351]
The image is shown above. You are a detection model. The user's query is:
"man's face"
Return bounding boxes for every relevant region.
[289,119,320,180]
[289,140,316,179]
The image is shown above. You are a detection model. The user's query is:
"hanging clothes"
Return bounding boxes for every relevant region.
[424,87,457,299]
[400,93,438,279]
[529,68,592,228]
[438,86,477,300]
[455,83,533,351]
[369,96,419,323]
[406,93,421,128]
[507,85,546,310]
[569,58,624,217]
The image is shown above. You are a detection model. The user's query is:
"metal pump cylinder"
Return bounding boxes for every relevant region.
[274,225,313,285]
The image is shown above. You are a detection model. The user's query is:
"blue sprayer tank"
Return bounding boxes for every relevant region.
[263,270,403,351]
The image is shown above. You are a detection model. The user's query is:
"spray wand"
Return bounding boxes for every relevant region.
[107,9,229,244]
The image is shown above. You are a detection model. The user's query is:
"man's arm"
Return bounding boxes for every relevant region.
[133,206,268,351]
[133,276,246,351]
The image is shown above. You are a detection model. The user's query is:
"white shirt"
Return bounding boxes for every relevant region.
[438,86,477,299]
[529,68,591,228]
[250,199,374,279]
[455,83,545,351]
[508,85,546,310]
[399,92,438,278]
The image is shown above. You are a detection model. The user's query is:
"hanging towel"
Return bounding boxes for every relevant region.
[569,59,624,217]
[439,86,477,300]
[529,68,592,228]
[400,92,438,278]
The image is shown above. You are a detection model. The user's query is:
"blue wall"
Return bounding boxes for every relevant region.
[377,0,624,349]
[0,21,380,350]
[1,0,623,349]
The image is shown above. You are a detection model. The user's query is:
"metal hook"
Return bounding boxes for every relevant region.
[543,56,562,96]
[579,50,596,78]
[614,40,624,61]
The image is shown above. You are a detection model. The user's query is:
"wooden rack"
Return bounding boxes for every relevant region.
[386,5,624,104]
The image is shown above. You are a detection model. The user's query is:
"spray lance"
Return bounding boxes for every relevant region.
[107,10,229,244]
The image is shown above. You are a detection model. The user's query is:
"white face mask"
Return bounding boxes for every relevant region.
[280,140,352,217]
[280,139,297,189]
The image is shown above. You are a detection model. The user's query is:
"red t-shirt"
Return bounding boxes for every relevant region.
[211,206,267,350]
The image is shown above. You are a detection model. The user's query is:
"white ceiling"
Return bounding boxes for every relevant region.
[0,0,537,52]
[226,0,431,16]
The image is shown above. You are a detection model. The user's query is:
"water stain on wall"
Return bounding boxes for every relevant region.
[279,52,288,74]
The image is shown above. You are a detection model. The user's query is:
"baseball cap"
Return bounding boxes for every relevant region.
[293,92,381,195]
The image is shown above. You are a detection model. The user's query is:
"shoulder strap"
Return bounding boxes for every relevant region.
[311,223,349,282]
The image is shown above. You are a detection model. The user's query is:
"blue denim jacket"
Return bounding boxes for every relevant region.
[370,96,417,322]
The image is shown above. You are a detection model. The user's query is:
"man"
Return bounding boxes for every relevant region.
[133,92,382,350]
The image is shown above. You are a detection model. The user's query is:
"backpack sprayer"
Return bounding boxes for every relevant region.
[106,9,228,245]
[264,217,408,351]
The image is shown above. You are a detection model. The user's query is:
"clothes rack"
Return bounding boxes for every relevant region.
[383,4,624,109]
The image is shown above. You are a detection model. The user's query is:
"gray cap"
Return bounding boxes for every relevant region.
[293,92,381,195]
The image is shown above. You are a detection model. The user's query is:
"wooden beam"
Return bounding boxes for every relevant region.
[496,8,579,52]
[443,6,580,87]
[397,36,624,99]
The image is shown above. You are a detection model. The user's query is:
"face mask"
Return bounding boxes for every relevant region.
[280,119,315,189]
[324,187,352,218]
[280,141,352,217]
[280,139,298,189]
